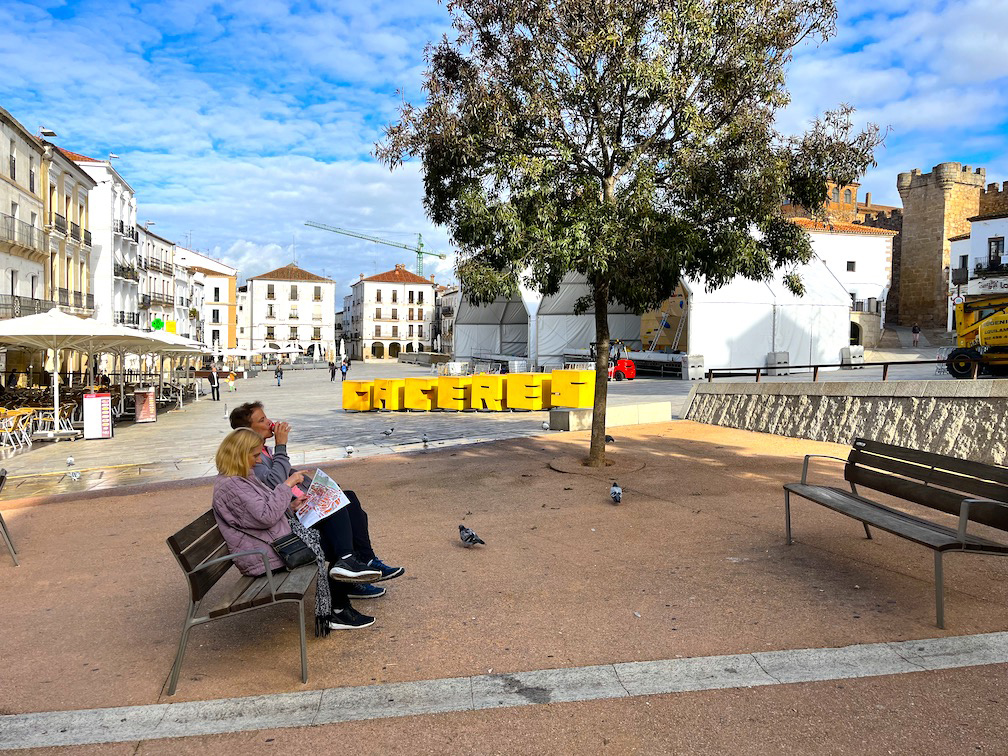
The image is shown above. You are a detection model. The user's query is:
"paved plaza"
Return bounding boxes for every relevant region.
[3,350,1006,753]
[0,349,954,502]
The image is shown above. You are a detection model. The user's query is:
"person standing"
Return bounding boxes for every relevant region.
[274,363,284,387]
[209,365,221,401]
[340,360,348,381]
[912,323,921,348]
[329,361,337,381]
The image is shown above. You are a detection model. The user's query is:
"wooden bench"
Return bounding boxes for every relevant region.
[783,438,1008,628]
[166,510,318,695]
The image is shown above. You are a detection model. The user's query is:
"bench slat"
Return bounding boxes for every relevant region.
[167,510,218,555]
[273,564,319,601]
[177,528,228,573]
[207,574,267,618]
[853,438,1008,486]
[785,483,1008,552]
[849,449,1008,512]
[187,543,232,602]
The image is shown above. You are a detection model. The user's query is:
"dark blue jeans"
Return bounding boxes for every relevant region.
[312,490,375,609]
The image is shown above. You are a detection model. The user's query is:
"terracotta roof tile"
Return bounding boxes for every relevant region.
[789,217,899,237]
[248,263,333,283]
[362,266,437,285]
[948,233,971,242]
[58,148,100,163]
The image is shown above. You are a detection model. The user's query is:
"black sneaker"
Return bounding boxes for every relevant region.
[328,555,382,582]
[368,557,405,582]
[328,606,375,630]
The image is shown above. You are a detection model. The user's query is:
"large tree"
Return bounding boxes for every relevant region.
[378,0,881,466]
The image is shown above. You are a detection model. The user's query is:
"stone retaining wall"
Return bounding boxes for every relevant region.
[684,381,1008,465]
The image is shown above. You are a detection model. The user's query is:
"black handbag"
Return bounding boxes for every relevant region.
[245,529,316,569]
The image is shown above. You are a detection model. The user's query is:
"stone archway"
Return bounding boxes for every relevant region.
[388,342,401,358]
[850,322,862,346]
[371,342,385,359]
[405,343,414,353]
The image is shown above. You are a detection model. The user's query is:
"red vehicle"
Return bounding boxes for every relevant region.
[591,341,636,381]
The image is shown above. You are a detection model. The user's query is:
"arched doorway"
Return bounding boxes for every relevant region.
[405,343,414,353]
[371,342,385,359]
[850,322,862,346]
[389,342,401,358]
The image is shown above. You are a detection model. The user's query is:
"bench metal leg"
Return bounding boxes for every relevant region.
[784,490,793,545]
[298,601,308,684]
[863,523,873,540]
[934,551,945,629]
[167,607,197,696]
[0,513,18,566]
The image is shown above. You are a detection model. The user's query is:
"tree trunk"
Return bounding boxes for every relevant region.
[587,275,610,467]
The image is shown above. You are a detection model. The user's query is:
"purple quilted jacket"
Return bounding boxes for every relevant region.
[211,474,294,576]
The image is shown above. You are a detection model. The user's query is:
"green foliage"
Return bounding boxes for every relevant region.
[151,318,165,331]
[378,0,883,462]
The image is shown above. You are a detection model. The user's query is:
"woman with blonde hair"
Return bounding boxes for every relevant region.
[211,428,374,634]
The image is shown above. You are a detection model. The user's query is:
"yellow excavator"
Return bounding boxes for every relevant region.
[946,293,1008,378]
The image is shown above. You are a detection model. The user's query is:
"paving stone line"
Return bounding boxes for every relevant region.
[2,632,1006,750]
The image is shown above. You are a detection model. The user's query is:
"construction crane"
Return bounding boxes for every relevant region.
[304,221,447,276]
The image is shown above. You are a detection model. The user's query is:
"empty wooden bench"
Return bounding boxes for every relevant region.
[783,438,1008,628]
[166,510,317,695]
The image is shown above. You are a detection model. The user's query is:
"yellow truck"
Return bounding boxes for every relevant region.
[946,294,1008,378]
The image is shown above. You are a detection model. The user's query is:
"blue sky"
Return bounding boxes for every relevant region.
[2,0,1006,293]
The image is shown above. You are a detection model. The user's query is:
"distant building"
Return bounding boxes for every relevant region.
[948,210,1008,328]
[176,248,237,350]
[242,263,336,360]
[349,264,438,360]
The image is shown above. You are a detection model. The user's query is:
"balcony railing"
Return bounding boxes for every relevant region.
[83,229,92,247]
[73,291,82,308]
[114,263,140,282]
[139,294,151,309]
[137,256,147,270]
[114,219,124,235]
[0,213,44,252]
[58,288,69,306]
[974,260,1008,278]
[114,311,141,327]
[70,221,81,241]
[0,295,56,319]
[53,213,67,234]
[86,293,94,310]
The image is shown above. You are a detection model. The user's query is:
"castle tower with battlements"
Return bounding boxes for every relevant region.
[895,162,985,327]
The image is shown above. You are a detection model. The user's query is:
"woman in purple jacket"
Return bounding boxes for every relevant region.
[212,428,376,632]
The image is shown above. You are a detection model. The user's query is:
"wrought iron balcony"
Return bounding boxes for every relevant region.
[86,293,94,309]
[114,219,124,235]
[58,288,69,306]
[70,221,81,241]
[114,263,140,282]
[83,229,92,247]
[73,291,82,308]
[0,213,44,252]
[973,259,1008,278]
[140,294,151,309]
[53,213,67,234]
[0,295,56,319]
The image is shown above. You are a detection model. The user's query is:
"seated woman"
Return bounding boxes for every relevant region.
[211,427,377,634]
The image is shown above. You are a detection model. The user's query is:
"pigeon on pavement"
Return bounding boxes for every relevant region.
[381,427,394,437]
[422,432,429,449]
[610,482,622,504]
[66,456,75,467]
[604,434,615,444]
[459,524,485,547]
[345,445,355,457]
[541,421,550,431]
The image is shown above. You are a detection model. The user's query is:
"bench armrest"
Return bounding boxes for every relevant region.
[957,498,1008,544]
[801,454,849,485]
[191,549,277,599]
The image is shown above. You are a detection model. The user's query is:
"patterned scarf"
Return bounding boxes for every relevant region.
[284,510,333,637]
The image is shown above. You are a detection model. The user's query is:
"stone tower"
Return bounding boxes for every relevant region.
[895,163,985,327]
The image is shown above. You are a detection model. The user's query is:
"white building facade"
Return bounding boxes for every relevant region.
[175,248,237,351]
[1,107,47,318]
[948,212,1008,328]
[349,264,438,360]
[243,263,337,360]
[65,151,140,328]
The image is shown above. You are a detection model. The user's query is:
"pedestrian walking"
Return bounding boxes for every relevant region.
[329,361,337,381]
[274,363,284,387]
[209,365,221,401]
[912,322,921,347]
[228,370,237,392]
[340,361,348,381]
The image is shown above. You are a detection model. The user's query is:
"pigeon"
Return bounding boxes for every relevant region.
[605,434,615,444]
[345,445,355,457]
[66,456,75,467]
[422,432,429,449]
[610,481,622,505]
[69,470,81,482]
[381,427,394,437]
[541,421,550,431]
[459,524,485,547]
